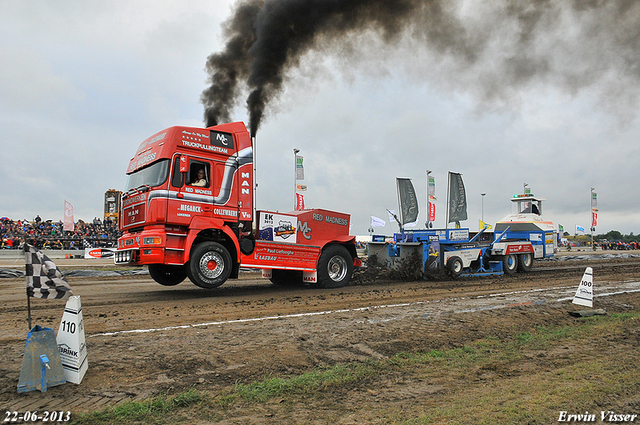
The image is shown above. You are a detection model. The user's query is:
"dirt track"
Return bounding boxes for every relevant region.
[1,253,640,422]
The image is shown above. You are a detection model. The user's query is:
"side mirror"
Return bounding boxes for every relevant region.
[179,156,189,173]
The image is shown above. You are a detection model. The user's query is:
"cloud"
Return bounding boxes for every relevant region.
[1,0,639,238]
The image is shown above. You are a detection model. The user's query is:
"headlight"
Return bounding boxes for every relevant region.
[115,251,132,263]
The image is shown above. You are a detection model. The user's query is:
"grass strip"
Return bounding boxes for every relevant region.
[70,311,640,424]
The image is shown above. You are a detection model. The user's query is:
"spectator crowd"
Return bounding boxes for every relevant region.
[598,241,639,250]
[1,215,121,250]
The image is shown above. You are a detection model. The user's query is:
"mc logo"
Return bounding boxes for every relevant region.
[298,221,312,240]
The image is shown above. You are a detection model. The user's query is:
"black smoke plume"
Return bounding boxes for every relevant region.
[202,0,640,136]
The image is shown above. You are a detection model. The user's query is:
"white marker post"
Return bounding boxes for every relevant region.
[572,267,594,308]
[57,296,88,384]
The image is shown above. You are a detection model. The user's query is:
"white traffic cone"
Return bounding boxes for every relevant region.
[572,267,594,308]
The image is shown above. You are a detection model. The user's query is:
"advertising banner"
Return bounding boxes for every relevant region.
[259,212,298,243]
[396,178,419,226]
[428,175,436,200]
[295,155,304,180]
[428,201,436,222]
[63,201,74,232]
[448,172,468,223]
[296,193,305,211]
[84,248,116,259]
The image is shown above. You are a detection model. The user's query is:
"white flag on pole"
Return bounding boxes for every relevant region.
[370,216,386,228]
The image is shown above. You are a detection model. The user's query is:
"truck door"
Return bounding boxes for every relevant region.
[168,155,214,225]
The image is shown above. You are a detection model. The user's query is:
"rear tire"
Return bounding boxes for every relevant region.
[502,254,518,275]
[188,242,232,289]
[148,264,187,286]
[517,252,533,272]
[317,245,353,289]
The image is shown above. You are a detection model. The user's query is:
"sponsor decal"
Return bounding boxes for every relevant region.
[215,208,238,217]
[181,130,210,143]
[311,213,348,226]
[448,229,469,241]
[135,132,166,156]
[85,248,116,259]
[254,247,296,262]
[149,132,167,144]
[125,206,144,225]
[181,139,229,154]
[184,187,213,195]
[58,343,78,359]
[123,193,147,207]
[274,221,295,238]
[324,215,348,226]
[179,204,202,213]
[303,271,317,283]
[210,130,235,149]
[136,152,157,168]
[260,212,298,243]
[257,254,278,261]
[298,221,312,240]
[505,243,534,254]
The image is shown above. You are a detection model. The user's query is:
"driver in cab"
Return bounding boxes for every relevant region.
[191,169,207,187]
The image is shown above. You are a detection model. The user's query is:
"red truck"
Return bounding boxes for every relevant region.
[114,121,361,289]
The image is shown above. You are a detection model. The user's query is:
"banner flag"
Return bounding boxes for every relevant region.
[295,155,304,180]
[428,201,436,222]
[576,225,585,234]
[428,175,437,200]
[396,178,419,226]
[63,200,74,232]
[479,220,493,230]
[296,184,307,191]
[448,172,468,223]
[591,192,597,208]
[370,216,386,228]
[24,245,73,300]
[592,212,598,227]
[296,193,305,210]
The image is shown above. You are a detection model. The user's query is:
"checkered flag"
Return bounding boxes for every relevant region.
[24,244,73,300]
[83,239,91,249]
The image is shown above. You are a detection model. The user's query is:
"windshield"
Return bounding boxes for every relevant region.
[125,159,170,191]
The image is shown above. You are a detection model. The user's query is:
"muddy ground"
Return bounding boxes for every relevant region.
[1,253,640,423]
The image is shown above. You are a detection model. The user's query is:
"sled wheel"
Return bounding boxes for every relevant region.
[317,245,353,289]
[148,264,187,286]
[188,242,232,289]
[517,252,533,272]
[447,256,464,278]
[502,254,518,275]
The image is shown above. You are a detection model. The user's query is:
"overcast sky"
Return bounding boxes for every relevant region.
[2,0,639,237]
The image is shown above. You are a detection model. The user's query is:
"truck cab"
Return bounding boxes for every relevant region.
[115,122,360,289]
[494,194,557,260]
